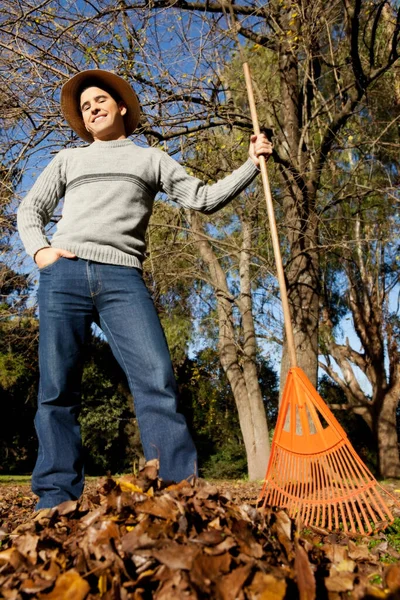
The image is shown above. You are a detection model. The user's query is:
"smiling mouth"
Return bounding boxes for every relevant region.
[93,115,107,123]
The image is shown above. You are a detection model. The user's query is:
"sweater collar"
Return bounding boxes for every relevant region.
[87,139,134,149]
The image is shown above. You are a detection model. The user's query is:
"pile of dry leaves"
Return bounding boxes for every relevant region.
[1,461,400,599]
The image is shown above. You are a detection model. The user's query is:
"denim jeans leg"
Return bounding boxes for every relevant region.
[93,264,198,482]
[33,258,93,509]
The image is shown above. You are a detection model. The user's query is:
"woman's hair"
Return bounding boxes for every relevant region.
[78,78,122,110]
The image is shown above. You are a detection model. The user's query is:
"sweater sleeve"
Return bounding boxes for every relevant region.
[158,151,259,214]
[17,152,66,258]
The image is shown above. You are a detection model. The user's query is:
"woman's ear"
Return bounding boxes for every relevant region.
[119,102,127,116]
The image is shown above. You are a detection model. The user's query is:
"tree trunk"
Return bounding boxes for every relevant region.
[189,211,270,479]
[277,32,320,392]
[376,393,400,478]
[279,191,320,394]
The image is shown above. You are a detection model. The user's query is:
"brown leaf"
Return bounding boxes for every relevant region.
[322,543,349,563]
[190,551,231,592]
[152,542,200,570]
[193,529,226,546]
[204,536,237,556]
[230,519,263,558]
[0,547,24,569]
[134,459,160,492]
[155,570,196,600]
[294,543,316,600]
[273,511,294,559]
[36,559,61,582]
[13,532,38,565]
[55,500,79,516]
[275,511,292,540]
[363,585,391,598]
[79,506,105,528]
[385,564,400,592]
[20,576,54,594]
[215,564,253,600]
[135,495,180,520]
[121,519,162,553]
[348,539,373,562]
[38,569,90,600]
[324,573,355,592]
[245,572,287,600]
[1,589,19,600]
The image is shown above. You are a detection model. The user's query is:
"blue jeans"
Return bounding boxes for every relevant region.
[33,257,197,509]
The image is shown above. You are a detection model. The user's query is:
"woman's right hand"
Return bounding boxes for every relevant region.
[34,247,77,269]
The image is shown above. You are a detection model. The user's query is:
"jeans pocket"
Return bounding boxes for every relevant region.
[38,258,62,273]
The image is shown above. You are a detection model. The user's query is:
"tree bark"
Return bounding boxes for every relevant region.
[276,22,320,391]
[376,392,400,478]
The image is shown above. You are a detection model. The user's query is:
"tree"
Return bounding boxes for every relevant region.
[316,50,400,477]
[0,247,39,474]
[319,191,400,477]
[176,347,279,479]
[1,0,399,478]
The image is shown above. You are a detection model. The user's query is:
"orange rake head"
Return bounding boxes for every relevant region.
[259,367,399,535]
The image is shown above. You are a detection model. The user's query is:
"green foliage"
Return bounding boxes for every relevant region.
[79,339,141,475]
[176,349,278,478]
[0,263,39,474]
[201,439,248,480]
[385,518,400,554]
[0,352,27,389]
[160,312,192,368]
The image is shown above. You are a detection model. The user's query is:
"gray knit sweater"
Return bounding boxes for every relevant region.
[17,139,259,269]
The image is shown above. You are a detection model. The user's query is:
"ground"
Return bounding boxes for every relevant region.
[1,467,400,599]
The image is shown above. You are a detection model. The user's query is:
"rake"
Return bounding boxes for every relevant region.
[241,62,399,535]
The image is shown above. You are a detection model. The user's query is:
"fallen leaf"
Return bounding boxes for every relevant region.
[135,495,180,520]
[13,533,38,565]
[204,535,237,555]
[216,563,252,600]
[116,478,144,494]
[134,459,160,491]
[331,558,356,573]
[323,542,344,559]
[275,511,292,540]
[274,511,293,559]
[1,463,392,600]
[0,547,24,569]
[121,518,161,553]
[98,573,108,594]
[55,500,79,516]
[38,569,90,600]
[325,573,355,592]
[385,564,400,592]
[152,542,199,570]
[363,586,389,598]
[245,572,287,600]
[20,576,54,594]
[348,539,372,561]
[231,519,263,558]
[190,551,231,592]
[294,543,316,600]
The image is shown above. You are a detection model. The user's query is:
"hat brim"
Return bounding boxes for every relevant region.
[61,70,141,143]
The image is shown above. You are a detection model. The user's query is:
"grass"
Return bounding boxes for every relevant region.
[385,517,400,553]
[0,475,32,484]
[0,475,100,485]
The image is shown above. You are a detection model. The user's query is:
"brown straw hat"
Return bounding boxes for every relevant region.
[61,69,140,142]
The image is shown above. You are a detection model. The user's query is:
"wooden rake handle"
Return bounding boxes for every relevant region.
[243,62,297,368]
